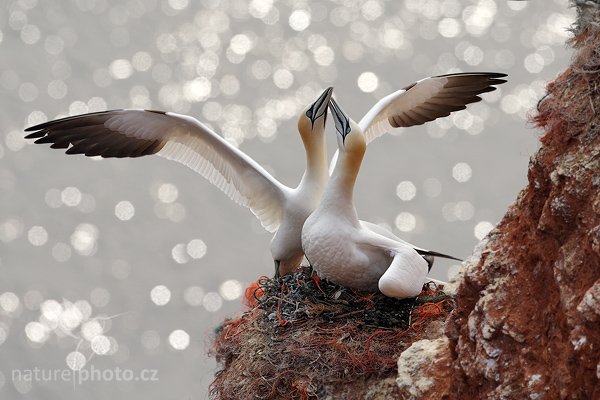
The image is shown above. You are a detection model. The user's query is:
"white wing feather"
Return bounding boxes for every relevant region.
[378,248,428,298]
[153,113,286,232]
[358,77,446,144]
[357,229,428,298]
[26,110,287,232]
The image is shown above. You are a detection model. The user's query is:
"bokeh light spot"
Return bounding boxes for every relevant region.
[289,10,311,31]
[452,162,472,183]
[150,285,171,306]
[168,329,190,350]
[66,351,86,371]
[219,280,243,301]
[203,292,223,312]
[27,225,48,246]
[0,292,20,313]
[184,286,204,306]
[396,181,417,201]
[91,335,111,355]
[115,200,135,221]
[157,183,178,203]
[357,72,379,93]
[474,221,494,240]
[186,239,207,259]
[395,212,416,232]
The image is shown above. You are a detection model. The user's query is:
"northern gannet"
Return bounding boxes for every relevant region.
[25,87,334,276]
[302,98,461,299]
[328,72,508,174]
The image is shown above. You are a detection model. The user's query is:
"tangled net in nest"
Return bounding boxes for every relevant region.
[209,266,453,400]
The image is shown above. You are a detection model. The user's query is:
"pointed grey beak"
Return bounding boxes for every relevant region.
[329,97,351,143]
[306,87,333,127]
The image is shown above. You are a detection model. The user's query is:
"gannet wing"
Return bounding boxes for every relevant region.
[328,72,507,174]
[359,220,405,242]
[25,109,287,232]
[359,220,461,262]
[357,230,428,298]
[378,248,428,298]
[359,72,507,144]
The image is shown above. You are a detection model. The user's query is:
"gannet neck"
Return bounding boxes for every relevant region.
[296,125,328,196]
[319,147,363,220]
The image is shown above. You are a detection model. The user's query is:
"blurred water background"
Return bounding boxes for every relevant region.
[0,0,575,398]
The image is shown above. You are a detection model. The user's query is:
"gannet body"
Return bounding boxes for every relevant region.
[25,88,334,276]
[302,98,461,298]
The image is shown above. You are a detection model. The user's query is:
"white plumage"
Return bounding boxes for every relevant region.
[26,72,505,279]
[26,88,334,275]
[302,97,462,299]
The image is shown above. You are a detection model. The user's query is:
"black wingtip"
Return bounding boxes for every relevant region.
[25,120,60,132]
[25,130,46,138]
[24,109,125,132]
[480,72,508,78]
[34,137,55,144]
[436,71,508,79]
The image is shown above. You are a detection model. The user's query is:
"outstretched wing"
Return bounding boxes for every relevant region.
[329,72,507,174]
[25,109,287,232]
[359,72,507,144]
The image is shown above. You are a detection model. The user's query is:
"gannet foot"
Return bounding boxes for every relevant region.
[273,260,281,280]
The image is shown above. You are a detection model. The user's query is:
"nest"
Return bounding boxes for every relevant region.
[209,267,453,399]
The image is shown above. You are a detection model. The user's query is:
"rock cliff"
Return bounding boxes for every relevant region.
[397,2,600,399]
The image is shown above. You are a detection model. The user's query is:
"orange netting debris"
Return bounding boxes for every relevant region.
[209,266,454,399]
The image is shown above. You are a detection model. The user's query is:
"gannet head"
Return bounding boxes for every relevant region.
[329,97,365,155]
[298,87,333,136]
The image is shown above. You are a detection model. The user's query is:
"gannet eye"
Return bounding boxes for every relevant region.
[306,109,313,119]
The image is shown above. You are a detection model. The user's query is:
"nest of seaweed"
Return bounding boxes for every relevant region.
[210,266,453,400]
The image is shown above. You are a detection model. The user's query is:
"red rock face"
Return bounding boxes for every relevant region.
[442,17,600,400]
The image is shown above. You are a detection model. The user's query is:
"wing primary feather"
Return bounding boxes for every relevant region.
[25,130,48,139]
[434,72,507,79]
[49,141,71,149]
[129,140,164,157]
[408,107,437,124]
[24,110,123,131]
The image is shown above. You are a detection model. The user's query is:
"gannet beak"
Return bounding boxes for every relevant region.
[306,87,333,127]
[329,97,351,144]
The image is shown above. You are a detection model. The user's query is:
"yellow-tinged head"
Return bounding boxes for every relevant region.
[297,87,333,141]
[329,97,366,157]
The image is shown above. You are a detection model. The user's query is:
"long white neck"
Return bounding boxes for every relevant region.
[296,126,328,198]
[318,148,363,223]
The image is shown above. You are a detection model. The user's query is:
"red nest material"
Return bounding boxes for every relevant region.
[209,267,453,399]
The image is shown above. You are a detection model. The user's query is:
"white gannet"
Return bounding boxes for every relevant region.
[302,97,462,299]
[25,87,334,276]
[328,72,508,174]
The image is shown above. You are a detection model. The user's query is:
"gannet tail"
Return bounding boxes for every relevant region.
[415,249,462,262]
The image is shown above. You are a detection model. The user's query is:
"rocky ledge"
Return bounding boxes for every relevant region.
[397,2,600,399]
